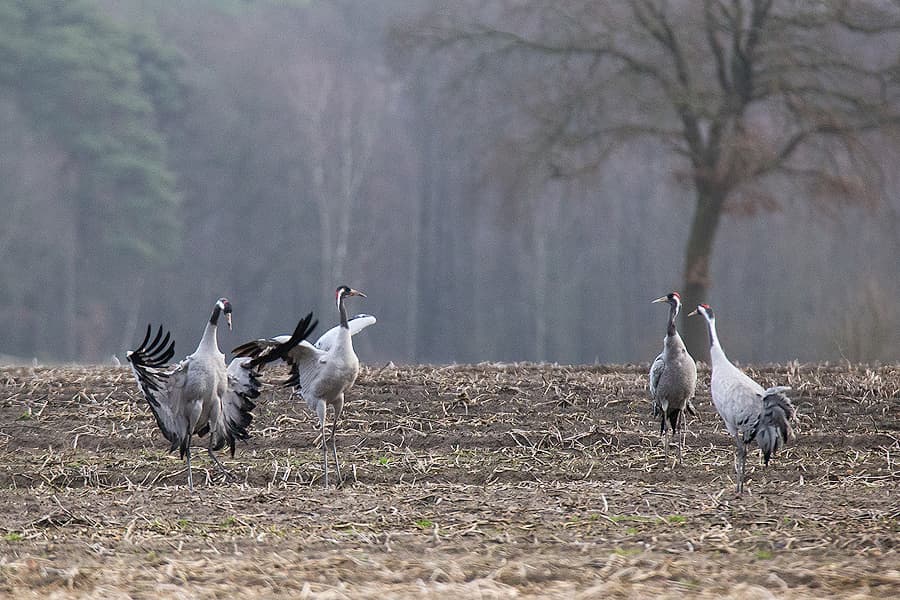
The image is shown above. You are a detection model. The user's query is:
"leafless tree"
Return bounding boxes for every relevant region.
[400,0,900,356]
[3,0,900,365]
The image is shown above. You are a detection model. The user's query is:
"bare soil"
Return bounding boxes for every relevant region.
[0,362,897,598]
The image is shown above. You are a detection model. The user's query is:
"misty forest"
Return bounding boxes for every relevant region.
[1,0,899,367]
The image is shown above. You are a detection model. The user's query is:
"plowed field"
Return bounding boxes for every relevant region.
[1,363,897,598]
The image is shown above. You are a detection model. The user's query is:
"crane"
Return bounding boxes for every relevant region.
[127,298,315,491]
[233,285,371,486]
[688,303,796,494]
[649,291,697,467]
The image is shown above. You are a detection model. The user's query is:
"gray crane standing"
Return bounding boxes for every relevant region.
[127,298,315,491]
[649,291,697,466]
[689,304,796,494]
[233,285,371,486]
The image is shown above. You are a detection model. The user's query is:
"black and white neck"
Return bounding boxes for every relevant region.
[337,289,350,329]
[334,286,365,330]
[652,293,682,339]
[200,298,231,350]
[666,299,680,338]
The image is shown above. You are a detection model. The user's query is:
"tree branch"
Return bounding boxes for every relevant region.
[631,1,706,169]
[704,0,732,95]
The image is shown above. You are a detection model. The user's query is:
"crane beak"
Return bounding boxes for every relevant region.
[651,295,668,304]
[349,288,366,298]
[687,308,699,317]
[225,312,233,331]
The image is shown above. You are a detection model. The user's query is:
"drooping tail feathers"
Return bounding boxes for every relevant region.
[755,386,796,465]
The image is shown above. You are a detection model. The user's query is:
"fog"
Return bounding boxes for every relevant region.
[1,1,898,365]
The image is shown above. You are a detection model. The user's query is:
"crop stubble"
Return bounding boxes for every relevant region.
[0,362,897,598]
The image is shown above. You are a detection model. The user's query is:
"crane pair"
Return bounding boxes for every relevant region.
[127,286,373,491]
[650,292,796,495]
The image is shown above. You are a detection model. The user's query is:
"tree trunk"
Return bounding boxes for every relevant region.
[532,184,562,362]
[532,212,548,362]
[681,184,727,362]
[63,237,78,360]
[61,161,80,361]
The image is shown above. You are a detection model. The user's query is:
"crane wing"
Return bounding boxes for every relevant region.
[714,375,766,442]
[281,341,325,392]
[231,313,319,369]
[126,324,192,456]
[315,314,377,352]
[230,338,283,365]
[648,352,664,408]
[208,357,263,456]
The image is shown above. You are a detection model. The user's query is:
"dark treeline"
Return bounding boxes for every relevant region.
[1,0,898,365]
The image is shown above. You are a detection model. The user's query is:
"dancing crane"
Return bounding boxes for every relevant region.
[127,298,315,491]
[233,286,371,486]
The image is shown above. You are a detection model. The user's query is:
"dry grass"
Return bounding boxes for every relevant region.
[0,362,897,598]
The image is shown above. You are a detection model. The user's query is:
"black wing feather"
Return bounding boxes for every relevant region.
[231,313,318,368]
[126,324,184,453]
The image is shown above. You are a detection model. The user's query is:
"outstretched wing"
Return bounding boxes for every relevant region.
[231,313,319,369]
[315,314,377,352]
[230,338,283,366]
[253,314,330,392]
[126,324,191,457]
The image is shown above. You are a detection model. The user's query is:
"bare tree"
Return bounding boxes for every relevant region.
[401,0,900,356]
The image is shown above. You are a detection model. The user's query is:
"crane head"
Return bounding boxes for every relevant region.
[216,297,233,330]
[335,285,367,308]
[687,303,714,320]
[651,291,681,307]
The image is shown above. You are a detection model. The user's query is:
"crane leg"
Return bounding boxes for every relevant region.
[317,400,328,487]
[185,437,194,493]
[331,396,344,485]
[734,438,747,495]
[660,412,669,466]
[674,411,683,467]
[739,442,747,494]
[207,447,236,481]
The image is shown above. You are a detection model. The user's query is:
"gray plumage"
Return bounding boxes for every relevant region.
[127,298,304,492]
[649,292,697,466]
[233,286,371,486]
[690,304,796,494]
